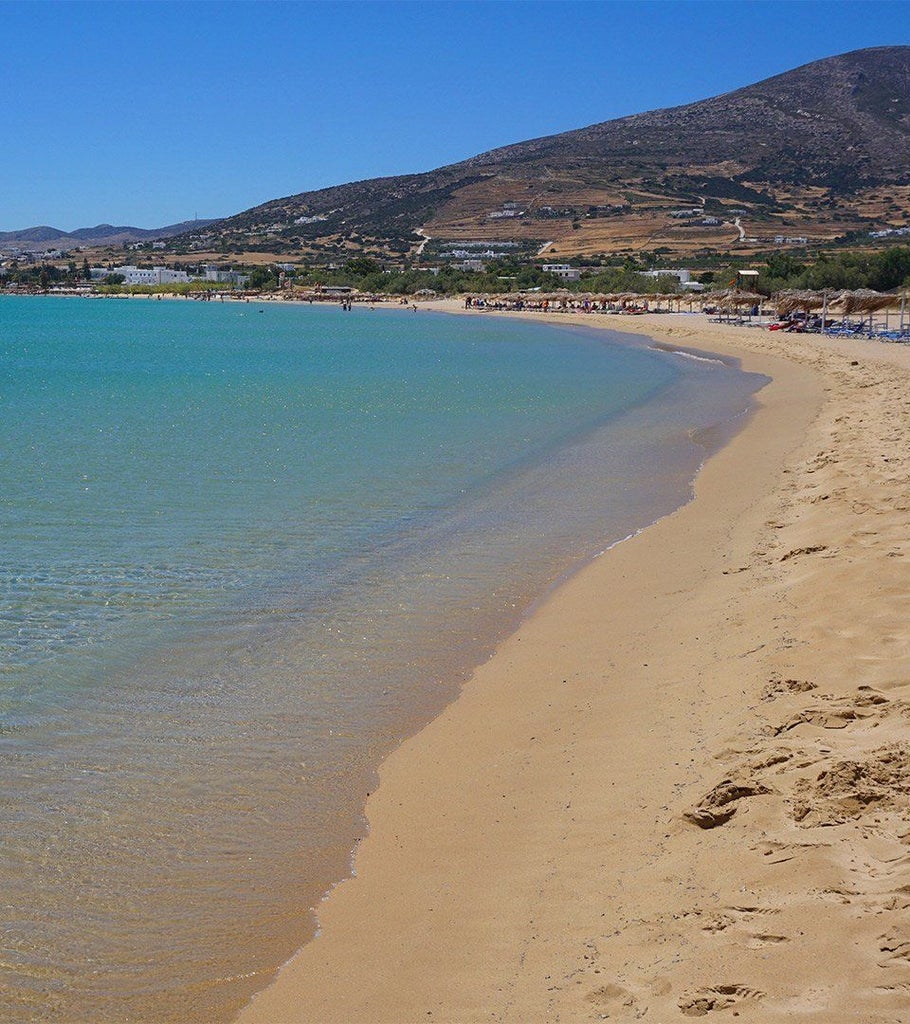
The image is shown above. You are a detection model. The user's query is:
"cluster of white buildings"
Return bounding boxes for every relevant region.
[0,246,65,261]
[91,264,248,286]
[488,202,526,220]
[668,210,723,227]
[869,226,910,239]
[439,242,519,259]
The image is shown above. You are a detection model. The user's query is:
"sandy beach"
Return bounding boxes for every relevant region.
[237,304,910,1023]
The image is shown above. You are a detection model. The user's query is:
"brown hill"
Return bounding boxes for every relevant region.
[185,47,910,261]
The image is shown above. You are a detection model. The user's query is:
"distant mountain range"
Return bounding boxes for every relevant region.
[181,46,910,260]
[0,220,218,250]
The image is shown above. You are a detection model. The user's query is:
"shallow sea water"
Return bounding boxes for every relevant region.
[0,297,766,1022]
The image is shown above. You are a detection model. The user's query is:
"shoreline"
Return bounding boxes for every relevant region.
[236,307,910,1021]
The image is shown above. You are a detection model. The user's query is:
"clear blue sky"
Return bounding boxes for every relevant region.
[2,0,908,230]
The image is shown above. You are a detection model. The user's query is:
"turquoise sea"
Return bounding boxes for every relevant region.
[0,296,766,1022]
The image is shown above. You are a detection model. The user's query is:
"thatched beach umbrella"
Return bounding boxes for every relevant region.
[732,289,763,307]
[705,289,763,315]
[835,288,893,315]
[839,288,898,332]
[701,289,729,309]
[774,290,826,316]
[645,291,684,311]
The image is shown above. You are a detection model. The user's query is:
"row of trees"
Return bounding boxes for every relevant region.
[245,248,910,298]
[7,246,910,298]
[2,259,92,289]
[247,253,684,297]
[756,247,910,295]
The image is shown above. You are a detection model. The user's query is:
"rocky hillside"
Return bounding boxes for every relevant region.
[184,47,910,261]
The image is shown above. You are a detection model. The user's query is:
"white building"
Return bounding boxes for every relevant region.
[91,266,156,284]
[642,269,704,292]
[203,265,249,286]
[870,226,910,239]
[91,265,190,285]
[542,263,583,281]
[156,267,190,284]
[123,266,159,285]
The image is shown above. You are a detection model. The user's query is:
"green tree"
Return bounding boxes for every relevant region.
[345,256,381,276]
[247,266,279,290]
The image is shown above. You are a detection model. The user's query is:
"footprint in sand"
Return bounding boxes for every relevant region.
[779,543,829,561]
[585,982,640,1017]
[771,689,896,735]
[761,676,817,701]
[752,838,831,865]
[879,930,910,967]
[678,984,764,1016]
[699,912,736,934]
[684,778,772,829]
[746,932,790,948]
[726,904,782,919]
[791,743,910,827]
[873,980,910,995]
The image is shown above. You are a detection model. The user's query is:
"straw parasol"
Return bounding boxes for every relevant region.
[705,288,763,311]
[832,289,894,316]
[774,290,827,316]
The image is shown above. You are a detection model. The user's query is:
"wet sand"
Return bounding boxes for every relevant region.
[237,307,910,1022]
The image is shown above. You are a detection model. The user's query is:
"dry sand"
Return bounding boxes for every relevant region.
[237,306,910,1023]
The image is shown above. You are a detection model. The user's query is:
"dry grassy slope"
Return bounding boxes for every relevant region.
[185,47,910,260]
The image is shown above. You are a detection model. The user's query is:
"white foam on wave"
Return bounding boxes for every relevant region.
[662,348,727,366]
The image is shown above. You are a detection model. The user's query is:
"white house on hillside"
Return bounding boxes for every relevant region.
[542,263,583,281]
